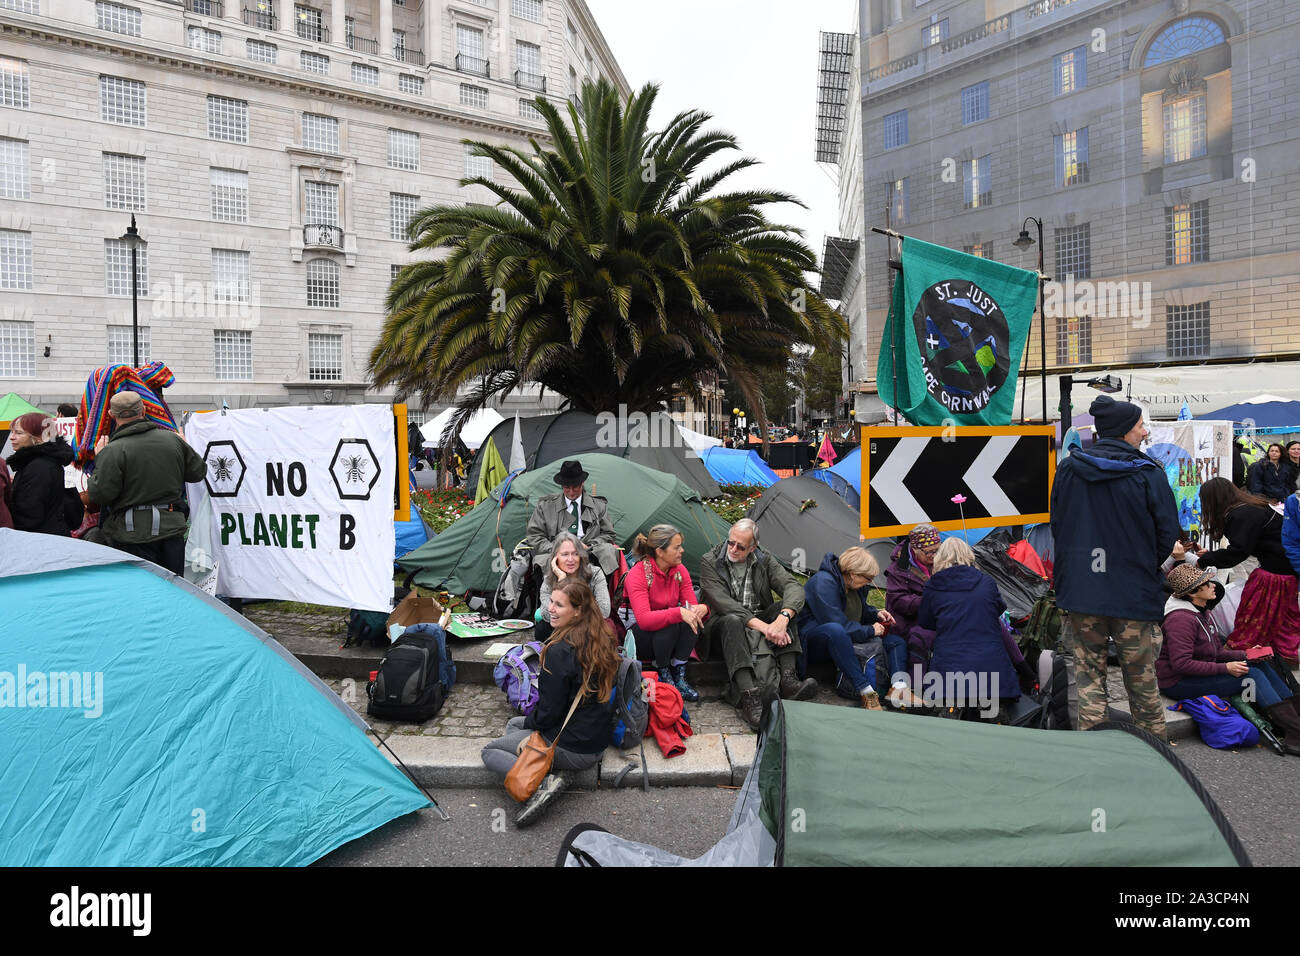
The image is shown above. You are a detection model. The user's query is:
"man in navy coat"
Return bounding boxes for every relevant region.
[1050,395,1180,741]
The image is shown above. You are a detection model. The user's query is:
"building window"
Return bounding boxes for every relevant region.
[103,153,145,211]
[295,4,324,41]
[922,18,948,47]
[212,249,250,303]
[963,154,991,208]
[1054,223,1091,279]
[1054,127,1089,186]
[390,193,418,240]
[207,95,247,142]
[100,76,146,127]
[1056,315,1092,365]
[398,73,423,94]
[961,81,988,125]
[0,58,29,109]
[210,168,248,223]
[460,83,488,108]
[1,0,40,13]
[0,320,34,377]
[519,98,541,120]
[1167,201,1209,265]
[247,0,275,29]
[0,230,33,290]
[963,242,993,259]
[247,38,278,63]
[104,238,147,296]
[512,0,542,22]
[1053,46,1086,96]
[351,62,379,85]
[0,138,29,200]
[465,145,492,182]
[303,181,339,226]
[308,332,343,380]
[107,324,150,365]
[515,39,540,75]
[301,50,329,74]
[1166,302,1210,358]
[392,30,405,59]
[1144,17,1227,67]
[569,65,578,95]
[390,263,402,282]
[388,129,419,171]
[456,24,484,58]
[886,178,908,226]
[1164,93,1207,164]
[188,26,222,53]
[214,329,253,380]
[567,19,577,47]
[305,258,339,307]
[95,1,140,36]
[302,113,338,152]
[882,109,907,150]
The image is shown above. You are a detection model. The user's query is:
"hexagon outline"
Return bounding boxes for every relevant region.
[329,437,382,500]
[203,439,246,498]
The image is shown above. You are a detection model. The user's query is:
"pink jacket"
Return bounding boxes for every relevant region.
[624,559,698,632]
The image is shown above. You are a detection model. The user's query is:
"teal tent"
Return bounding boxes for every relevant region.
[558,701,1250,867]
[0,529,430,866]
[400,453,732,595]
[700,446,780,488]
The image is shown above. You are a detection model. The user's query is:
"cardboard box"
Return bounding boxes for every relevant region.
[387,591,451,632]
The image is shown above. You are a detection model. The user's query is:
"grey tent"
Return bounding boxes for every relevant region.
[749,474,893,586]
[464,410,721,499]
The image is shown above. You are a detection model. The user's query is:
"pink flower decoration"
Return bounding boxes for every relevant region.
[951,494,967,504]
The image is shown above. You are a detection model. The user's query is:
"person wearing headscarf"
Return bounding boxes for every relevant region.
[884,524,941,688]
[5,412,74,536]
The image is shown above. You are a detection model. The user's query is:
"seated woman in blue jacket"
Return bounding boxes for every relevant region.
[798,547,921,710]
[917,538,1030,715]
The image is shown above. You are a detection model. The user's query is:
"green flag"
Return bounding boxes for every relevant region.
[474,437,508,504]
[877,237,1038,426]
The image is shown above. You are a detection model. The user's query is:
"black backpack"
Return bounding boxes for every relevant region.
[367,629,451,722]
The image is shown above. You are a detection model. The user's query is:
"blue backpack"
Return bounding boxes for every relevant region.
[1171,695,1259,749]
[367,623,455,723]
[494,641,543,715]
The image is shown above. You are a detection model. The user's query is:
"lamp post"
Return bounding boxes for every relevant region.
[1013,217,1046,423]
[1059,373,1124,438]
[119,215,143,367]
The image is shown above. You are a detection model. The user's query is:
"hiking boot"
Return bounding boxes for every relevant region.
[671,663,700,703]
[860,688,883,711]
[777,659,818,701]
[738,688,765,732]
[515,773,567,828]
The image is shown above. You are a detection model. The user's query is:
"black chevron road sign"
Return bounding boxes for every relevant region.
[860,426,1056,537]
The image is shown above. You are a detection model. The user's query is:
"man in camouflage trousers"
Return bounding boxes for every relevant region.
[1050,396,1181,740]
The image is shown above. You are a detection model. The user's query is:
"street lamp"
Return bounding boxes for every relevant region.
[118,214,143,368]
[1013,217,1046,423]
[1059,373,1123,437]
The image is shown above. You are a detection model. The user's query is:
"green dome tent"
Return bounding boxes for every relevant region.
[558,701,1249,867]
[399,453,732,595]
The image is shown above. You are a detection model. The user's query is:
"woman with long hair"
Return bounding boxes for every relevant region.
[1195,476,1300,665]
[1281,441,1300,494]
[1248,443,1291,504]
[5,412,74,536]
[480,578,620,826]
[536,531,610,642]
[624,523,707,702]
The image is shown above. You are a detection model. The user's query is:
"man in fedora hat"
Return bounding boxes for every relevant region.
[525,460,618,576]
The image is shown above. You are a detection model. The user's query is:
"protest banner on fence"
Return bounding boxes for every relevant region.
[185,405,396,611]
[1142,419,1234,538]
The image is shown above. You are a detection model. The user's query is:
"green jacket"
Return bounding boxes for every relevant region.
[87,420,207,543]
[699,541,805,620]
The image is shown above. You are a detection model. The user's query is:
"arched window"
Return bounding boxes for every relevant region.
[306,257,339,308]
[1143,17,1226,67]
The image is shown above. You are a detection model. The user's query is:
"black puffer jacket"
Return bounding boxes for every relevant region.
[7,438,74,535]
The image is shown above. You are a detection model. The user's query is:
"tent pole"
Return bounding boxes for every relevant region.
[373,732,451,821]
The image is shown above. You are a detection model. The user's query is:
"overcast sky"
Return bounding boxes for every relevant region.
[584,0,855,274]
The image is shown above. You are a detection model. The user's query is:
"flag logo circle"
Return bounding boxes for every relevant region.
[912,280,1012,414]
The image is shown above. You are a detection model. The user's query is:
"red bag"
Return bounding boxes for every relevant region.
[642,671,693,759]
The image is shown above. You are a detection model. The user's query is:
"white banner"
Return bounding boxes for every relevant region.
[185,405,396,611]
[1141,420,1234,536]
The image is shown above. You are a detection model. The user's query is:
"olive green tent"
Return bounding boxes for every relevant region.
[399,453,732,595]
[558,701,1249,867]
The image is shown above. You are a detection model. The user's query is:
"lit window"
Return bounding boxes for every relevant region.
[1056,315,1092,365]
[390,193,418,240]
[306,258,339,307]
[210,168,248,223]
[95,1,140,36]
[214,329,253,380]
[0,230,33,290]
[0,320,34,377]
[212,249,250,304]
[883,109,907,150]
[104,238,148,297]
[1166,201,1208,265]
[302,113,339,152]
[1144,17,1226,67]
[0,58,29,109]
[1055,223,1091,279]
[308,332,343,380]
[207,95,248,142]
[1054,127,1089,186]
[399,73,423,94]
[0,138,29,200]
[351,62,379,85]
[886,178,908,226]
[963,154,991,208]
[460,83,488,108]
[301,51,330,74]
[107,324,150,365]
[247,39,278,63]
[922,18,948,47]
[304,181,339,226]
[1166,302,1210,358]
[103,153,145,211]
[961,81,988,125]
[388,129,419,171]
[1164,93,1207,164]
[963,242,993,259]
[188,26,222,53]
[100,76,146,127]
[295,5,324,41]
[512,0,542,23]
[1054,46,1086,96]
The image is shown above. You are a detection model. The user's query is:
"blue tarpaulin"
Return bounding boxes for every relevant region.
[700,446,780,488]
[1196,400,1300,431]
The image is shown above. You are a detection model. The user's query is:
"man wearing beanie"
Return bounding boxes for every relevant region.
[1049,394,1181,740]
[86,391,206,575]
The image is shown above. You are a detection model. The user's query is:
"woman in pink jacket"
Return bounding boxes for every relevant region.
[624,523,708,703]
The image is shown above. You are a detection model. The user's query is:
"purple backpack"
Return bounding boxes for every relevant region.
[494,641,544,715]
[1171,695,1259,749]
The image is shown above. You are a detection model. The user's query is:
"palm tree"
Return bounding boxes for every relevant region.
[371,78,846,444]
